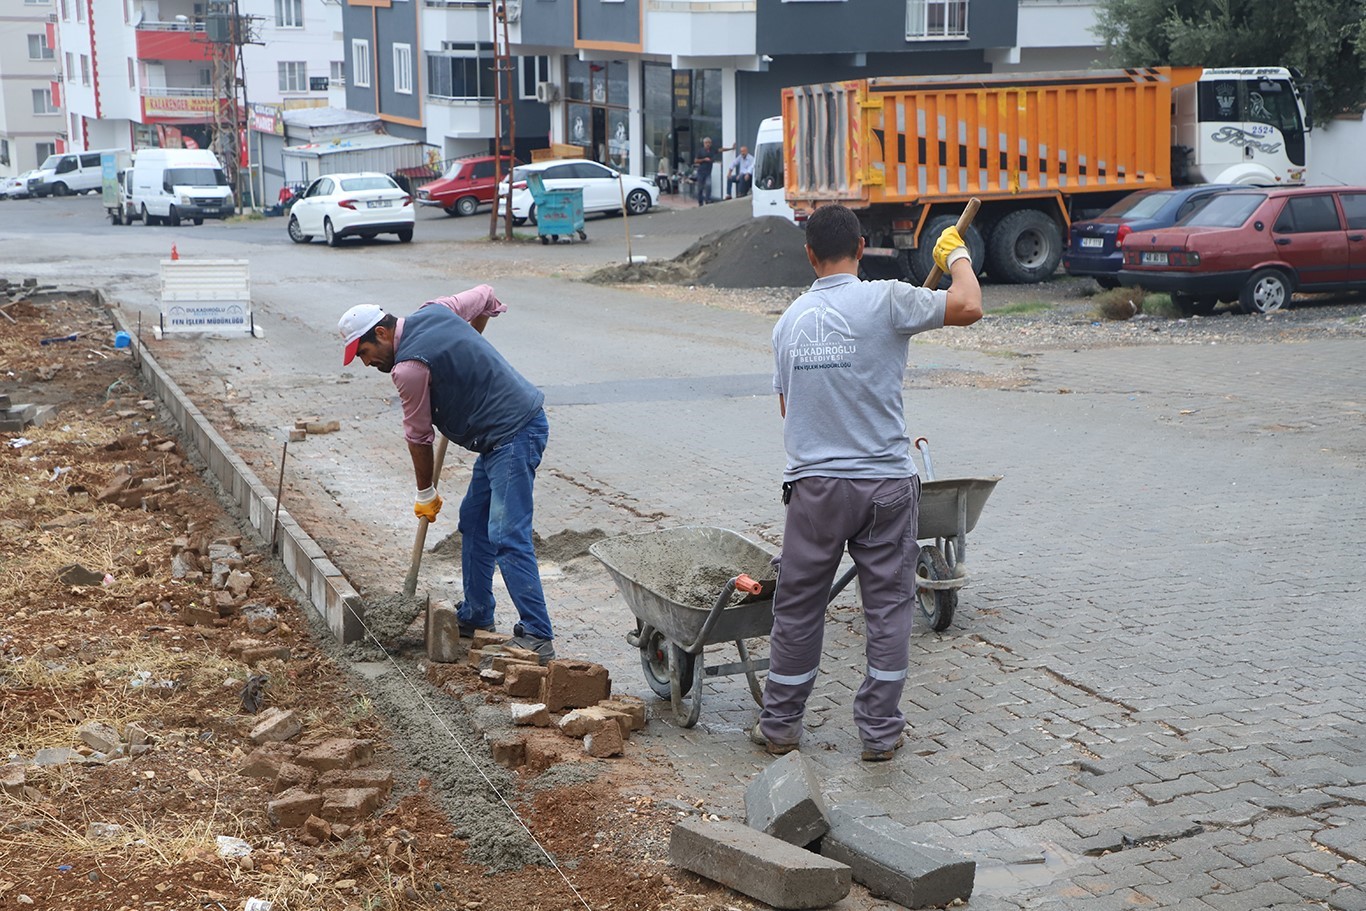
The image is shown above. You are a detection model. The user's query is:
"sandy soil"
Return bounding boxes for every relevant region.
[0,291,758,911]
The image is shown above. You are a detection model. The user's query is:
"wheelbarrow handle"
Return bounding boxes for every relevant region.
[734,574,763,596]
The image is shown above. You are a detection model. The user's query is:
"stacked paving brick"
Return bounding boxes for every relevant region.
[671,750,977,909]
[0,393,57,433]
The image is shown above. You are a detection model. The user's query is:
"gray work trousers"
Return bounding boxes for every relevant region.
[758,475,920,751]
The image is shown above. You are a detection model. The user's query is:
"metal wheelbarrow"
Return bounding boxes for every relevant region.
[590,527,777,728]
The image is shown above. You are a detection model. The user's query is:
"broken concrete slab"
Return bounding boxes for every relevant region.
[820,804,975,909]
[670,818,851,910]
[744,750,830,847]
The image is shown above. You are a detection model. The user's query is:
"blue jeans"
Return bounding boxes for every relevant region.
[696,171,713,205]
[456,410,553,640]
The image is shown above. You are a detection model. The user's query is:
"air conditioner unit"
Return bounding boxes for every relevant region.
[535,81,559,103]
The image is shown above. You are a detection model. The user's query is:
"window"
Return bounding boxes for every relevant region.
[0,139,8,166]
[427,54,495,99]
[330,60,345,86]
[200,68,212,85]
[906,0,968,39]
[1340,193,1366,231]
[279,61,307,93]
[36,142,56,162]
[393,43,413,94]
[351,39,371,88]
[80,54,90,86]
[79,153,100,168]
[59,0,68,19]
[127,57,136,89]
[275,0,302,27]
[32,88,58,115]
[519,56,548,99]
[65,52,73,79]
[76,0,83,21]
[1274,195,1340,234]
[28,34,54,61]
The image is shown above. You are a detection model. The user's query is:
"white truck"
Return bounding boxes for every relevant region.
[126,148,235,226]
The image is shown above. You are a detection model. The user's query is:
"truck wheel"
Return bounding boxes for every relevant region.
[986,209,1063,284]
[52,182,70,197]
[910,215,985,288]
[168,206,182,227]
[142,204,159,227]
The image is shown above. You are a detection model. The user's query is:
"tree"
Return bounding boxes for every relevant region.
[1095,0,1366,117]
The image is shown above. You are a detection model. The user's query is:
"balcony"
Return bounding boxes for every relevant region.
[141,86,218,122]
[135,22,213,63]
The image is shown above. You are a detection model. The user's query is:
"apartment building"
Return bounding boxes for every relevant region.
[340,0,549,162]
[51,0,340,155]
[0,0,60,176]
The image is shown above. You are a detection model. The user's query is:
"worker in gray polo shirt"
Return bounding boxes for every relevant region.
[755,204,982,761]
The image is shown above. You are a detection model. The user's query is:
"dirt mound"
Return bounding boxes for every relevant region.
[589,216,811,289]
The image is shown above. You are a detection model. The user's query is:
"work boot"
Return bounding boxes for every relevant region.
[750,720,799,756]
[456,605,496,639]
[508,622,555,664]
[860,734,905,763]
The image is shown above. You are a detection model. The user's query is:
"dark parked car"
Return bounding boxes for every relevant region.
[415,155,518,217]
[1117,186,1366,314]
[1065,185,1236,288]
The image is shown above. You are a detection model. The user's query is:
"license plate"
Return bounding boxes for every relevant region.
[1080,237,1104,249]
[1141,252,1169,266]
[366,200,390,209]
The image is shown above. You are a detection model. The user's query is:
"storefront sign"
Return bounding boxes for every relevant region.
[673,71,691,112]
[143,94,217,119]
[250,104,284,135]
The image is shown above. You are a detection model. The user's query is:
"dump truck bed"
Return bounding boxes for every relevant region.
[783,67,1203,211]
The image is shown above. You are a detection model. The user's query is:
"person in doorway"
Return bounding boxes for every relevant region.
[726,145,755,199]
[754,205,982,761]
[338,287,556,663]
[694,136,718,205]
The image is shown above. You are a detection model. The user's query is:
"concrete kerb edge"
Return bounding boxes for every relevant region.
[105,295,365,644]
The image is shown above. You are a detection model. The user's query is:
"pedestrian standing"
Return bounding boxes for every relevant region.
[754,205,982,760]
[694,136,718,206]
[338,286,556,663]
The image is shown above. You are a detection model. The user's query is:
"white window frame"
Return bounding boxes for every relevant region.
[393,43,413,95]
[65,51,73,79]
[330,60,346,87]
[906,0,968,39]
[80,54,91,86]
[352,39,371,88]
[519,55,548,100]
[279,61,308,93]
[32,88,59,115]
[127,57,136,89]
[275,0,303,28]
[28,34,54,61]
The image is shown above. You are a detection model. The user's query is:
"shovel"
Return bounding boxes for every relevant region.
[403,434,450,598]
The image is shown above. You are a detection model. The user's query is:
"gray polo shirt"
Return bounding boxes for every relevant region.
[772,273,946,481]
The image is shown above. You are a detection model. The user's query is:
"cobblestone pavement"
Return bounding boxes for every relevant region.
[7,201,1364,909]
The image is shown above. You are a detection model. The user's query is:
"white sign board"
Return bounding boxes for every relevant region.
[156,259,264,338]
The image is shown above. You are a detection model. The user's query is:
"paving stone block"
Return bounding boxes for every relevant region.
[426,600,461,663]
[489,733,527,769]
[249,707,302,744]
[744,750,830,847]
[505,663,548,699]
[670,818,851,910]
[267,790,323,828]
[545,659,611,712]
[585,721,624,757]
[296,737,373,772]
[320,786,384,823]
[820,804,975,909]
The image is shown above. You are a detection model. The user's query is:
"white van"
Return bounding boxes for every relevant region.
[751,116,794,223]
[29,149,126,197]
[130,148,235,226]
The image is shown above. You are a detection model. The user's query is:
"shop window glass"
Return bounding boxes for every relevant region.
[566,58,589,102]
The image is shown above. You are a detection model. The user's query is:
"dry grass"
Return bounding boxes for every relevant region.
[1091,285,1147,320]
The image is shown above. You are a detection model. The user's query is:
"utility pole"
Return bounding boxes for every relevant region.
[203,0,260,211]
[488,0,517,240]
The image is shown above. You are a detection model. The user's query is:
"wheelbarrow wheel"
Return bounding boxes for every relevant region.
[640,624,694,698]
[916,545,957,632]
[577,229,587,241]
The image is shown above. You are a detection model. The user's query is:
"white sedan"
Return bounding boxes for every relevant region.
[497,159,659,225]
[286,172,415,247]
[1,170,37,199]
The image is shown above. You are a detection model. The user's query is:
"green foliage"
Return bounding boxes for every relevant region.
[991,301,1054,315]
[1095,0,1366,116]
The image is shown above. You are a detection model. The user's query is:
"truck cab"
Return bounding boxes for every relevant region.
[1173,67,1310,187]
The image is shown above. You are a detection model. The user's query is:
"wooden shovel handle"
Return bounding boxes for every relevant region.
[402,435,450,598]
[922,198,982,289]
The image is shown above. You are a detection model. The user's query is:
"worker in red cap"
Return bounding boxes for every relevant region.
[338,287,555,662]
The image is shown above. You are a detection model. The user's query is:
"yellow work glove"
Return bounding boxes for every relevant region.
[414,487,442,523]
[932,225,971,273]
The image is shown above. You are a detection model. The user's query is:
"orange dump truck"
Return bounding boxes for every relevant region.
[781,66,1311,284]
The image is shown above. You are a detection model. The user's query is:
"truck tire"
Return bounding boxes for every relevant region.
[986,209,1063,284]
[51,182,70,197]
[909,215,985,288]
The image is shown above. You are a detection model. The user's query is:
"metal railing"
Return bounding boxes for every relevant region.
[141,86,216,98]
[136,20,207,32]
